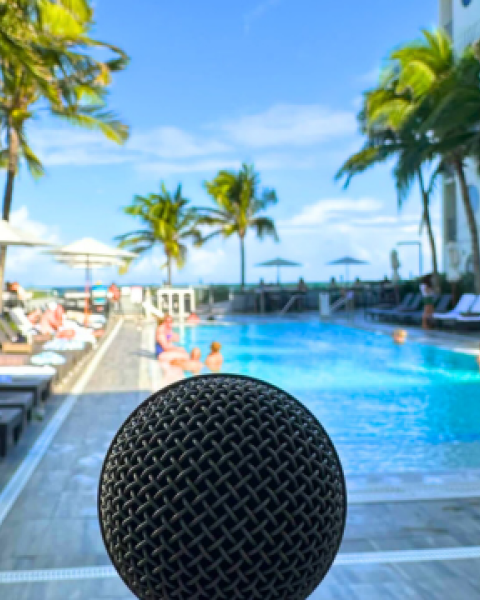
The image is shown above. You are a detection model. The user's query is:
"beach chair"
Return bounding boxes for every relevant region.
[454,295,480,329]
[9,307,39,338]
[433,294,476,324]
[366,293,413,321]
[371,294,421,322]
[399,294,451,325]
[387,294,423,322]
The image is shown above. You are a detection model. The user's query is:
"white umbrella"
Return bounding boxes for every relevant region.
[0,219,53,247]
[48,237,135,260]
[46,238,135,323]
[0,219,54,311]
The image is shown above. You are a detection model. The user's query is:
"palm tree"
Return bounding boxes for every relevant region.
[116,184,203,285]
[336,87,442,288]
[201,164,279,288]
[0,0,129,309]
[379,29,480,292]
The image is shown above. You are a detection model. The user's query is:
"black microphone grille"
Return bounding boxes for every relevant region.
[98,374,346,600]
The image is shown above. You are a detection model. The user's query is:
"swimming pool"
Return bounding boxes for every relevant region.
[181,318,480,475]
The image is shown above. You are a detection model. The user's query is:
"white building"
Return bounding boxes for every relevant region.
[439,0,480,274]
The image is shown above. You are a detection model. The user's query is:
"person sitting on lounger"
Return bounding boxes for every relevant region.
[171,347,203,374]
[205,341,223,372]
[393,329,407,344]
[155,316,188,362]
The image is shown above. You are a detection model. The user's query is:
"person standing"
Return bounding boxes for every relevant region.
[420,274,435,330]
[108,282,122,314]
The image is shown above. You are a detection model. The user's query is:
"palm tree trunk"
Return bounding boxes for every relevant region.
[240,235,245,289]
[0,126,19,314]
[453,158,480,294]
[417,169,439,292]
[167,256,172,286]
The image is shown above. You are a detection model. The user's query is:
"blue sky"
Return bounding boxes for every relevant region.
[8,0,440,287]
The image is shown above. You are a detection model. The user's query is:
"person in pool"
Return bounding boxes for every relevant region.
[155,316,188,362]
[171,347,203,374]
[393,329,407,345]
[164,313,180,342]
[205,341,223,372]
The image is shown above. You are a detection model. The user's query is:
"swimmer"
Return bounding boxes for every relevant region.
[205,341,223,371]
[393,329,407,345]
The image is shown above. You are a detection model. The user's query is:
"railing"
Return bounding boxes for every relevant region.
[330,291,354,313]
[279,294,301,315]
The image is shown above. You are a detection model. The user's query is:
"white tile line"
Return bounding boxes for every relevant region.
[2,546,480,583]
[349,482,480,504]
[0,318,124,529]
[0,566,117,584]
[334,546,480,566]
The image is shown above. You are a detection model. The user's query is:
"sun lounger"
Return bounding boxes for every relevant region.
[9,307,39,338]
[454,296,480,328]
[0,391,35,423]
[0,374,53,406]
[370,294,421,322]
[366,293,413,321]
[387,294,423,322]
[433,294,476,321]
[0,408,23,457]
[399,295,452,325]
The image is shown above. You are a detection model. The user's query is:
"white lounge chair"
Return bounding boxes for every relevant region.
[434,294,476,320]
[0,365,56,378]
[9,307,39,338]
[456,295,480,323]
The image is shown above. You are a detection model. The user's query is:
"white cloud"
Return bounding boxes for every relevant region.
[137,158,242,176]
[6,207,60,277]
[279,197,383,230]
[220,104,357,148]
[26,102,358,172]
[129,127,231,159]
[188,247,226,277]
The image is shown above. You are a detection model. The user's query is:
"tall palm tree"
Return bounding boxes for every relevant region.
[0,0,129,309]
[380,29,480,292]
[201,164,279,288]
[116,184,203,285]
[336,87,442,287]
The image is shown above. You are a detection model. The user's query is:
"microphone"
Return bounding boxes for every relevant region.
[98,374,346,600]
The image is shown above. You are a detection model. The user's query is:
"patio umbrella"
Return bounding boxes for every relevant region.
[256,257,302,285]
[0,219,54,247]
[327,256,369,284]
[0,219,54,311]
[46,238,135,323]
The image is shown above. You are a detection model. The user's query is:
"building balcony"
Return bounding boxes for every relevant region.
[455,18,480,51]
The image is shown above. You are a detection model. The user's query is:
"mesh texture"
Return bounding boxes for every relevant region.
[98,374,346,600]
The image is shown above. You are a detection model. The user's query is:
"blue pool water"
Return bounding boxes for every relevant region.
[181,318,480,475]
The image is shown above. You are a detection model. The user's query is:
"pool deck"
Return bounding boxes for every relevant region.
[0,318,479,599]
